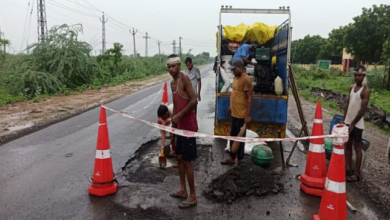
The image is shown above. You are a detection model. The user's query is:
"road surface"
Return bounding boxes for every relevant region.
[0,64,381,219]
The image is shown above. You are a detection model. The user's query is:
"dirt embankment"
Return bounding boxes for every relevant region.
[0,73,171,145]
[310,87,389,128]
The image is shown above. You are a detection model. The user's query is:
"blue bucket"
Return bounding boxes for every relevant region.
[329,114,344,134]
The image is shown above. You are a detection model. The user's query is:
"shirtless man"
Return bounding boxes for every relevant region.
[166,54,198,209]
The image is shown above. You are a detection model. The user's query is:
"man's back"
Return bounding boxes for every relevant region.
[232,44,250,60]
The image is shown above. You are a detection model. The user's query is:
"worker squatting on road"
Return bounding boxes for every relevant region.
[157,103,178,168]
[166,54,199,209]
[343,65,371,182]
[220,58,253,167]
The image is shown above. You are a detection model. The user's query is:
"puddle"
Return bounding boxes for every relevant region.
[7,123,35,132]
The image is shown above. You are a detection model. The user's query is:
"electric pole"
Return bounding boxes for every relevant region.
[157,40,162,64]
[130,28,137,58]
[100,12,108,54]
[143,32,150,57]
[172,40,176,54]
[179,36,183,58]
[37,0,48,43]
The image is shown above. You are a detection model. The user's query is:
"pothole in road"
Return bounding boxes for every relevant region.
[122,140,212,184]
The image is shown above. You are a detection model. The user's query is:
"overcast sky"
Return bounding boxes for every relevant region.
[0,0,386,57]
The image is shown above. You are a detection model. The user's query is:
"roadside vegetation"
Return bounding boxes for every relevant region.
[0,24,211,106]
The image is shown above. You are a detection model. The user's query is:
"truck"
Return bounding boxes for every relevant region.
[214,6,292,138]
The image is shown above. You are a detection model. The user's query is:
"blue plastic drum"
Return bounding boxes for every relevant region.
[329,114,344,134]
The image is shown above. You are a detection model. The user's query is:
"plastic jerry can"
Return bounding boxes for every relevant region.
[274,76,283,95]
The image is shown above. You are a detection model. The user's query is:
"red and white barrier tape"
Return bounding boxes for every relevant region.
[120,73,212,115]
[102,105,348,143]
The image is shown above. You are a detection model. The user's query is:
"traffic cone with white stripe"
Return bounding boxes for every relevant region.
[89,104,118,196]
[162,81,168,105]
[313,123,348,220]
[300,100,327,196]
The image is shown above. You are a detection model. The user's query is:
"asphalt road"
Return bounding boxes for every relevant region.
[0,64,381,220]
[0,64,213,219]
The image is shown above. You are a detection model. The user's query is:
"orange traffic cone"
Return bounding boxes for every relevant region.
[162,81,168,105]
[313,124,348,220]
[301,100,327,196]
[89,104,118,196]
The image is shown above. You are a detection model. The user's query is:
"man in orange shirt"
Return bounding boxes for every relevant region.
[221,58,253,166]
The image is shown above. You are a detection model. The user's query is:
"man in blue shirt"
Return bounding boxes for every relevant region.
[232,43,257,66]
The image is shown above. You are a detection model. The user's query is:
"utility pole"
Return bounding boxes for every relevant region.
[37,0,48,43]
[130,28,137,58]
[172,40,176,54]
[157,40,162,64]
[100,12,108,54]
[179,36,183,58]
[143,32,150,57]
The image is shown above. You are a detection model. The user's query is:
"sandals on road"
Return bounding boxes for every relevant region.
[179,200,197,209]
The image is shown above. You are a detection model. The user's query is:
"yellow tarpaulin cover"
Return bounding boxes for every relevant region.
[216,22,278,49]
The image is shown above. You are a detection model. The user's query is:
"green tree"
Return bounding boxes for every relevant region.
[292,35,327,64]
[22,24,101,92]
[318,26,348,59]
[344,4,390,62]
[382,39,390,61]
[0,32,11,61]
[96,42,124,76]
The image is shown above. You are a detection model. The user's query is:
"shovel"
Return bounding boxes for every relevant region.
[158,148,167,169]
[231,123,247,153]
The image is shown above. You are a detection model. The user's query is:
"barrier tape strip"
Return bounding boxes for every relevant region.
[102,105,348,143]
[119,72,213,115]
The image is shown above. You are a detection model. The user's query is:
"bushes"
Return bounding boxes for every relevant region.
[0,24,211,106]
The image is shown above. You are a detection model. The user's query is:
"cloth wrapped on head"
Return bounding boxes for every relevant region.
[166,57,181,66]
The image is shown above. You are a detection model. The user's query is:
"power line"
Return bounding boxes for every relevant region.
[46,0,97,18]
[130,28,137,58]
[100,12,108,54]
[179,36,183,58]
[20,0,32,51]
[157,40,162,64]
[143,32,150,57]
[82,0,101,12]
[37,0,48,43]
[25,0,35,49]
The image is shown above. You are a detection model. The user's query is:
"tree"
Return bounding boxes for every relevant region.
[318,26,348,59]
[96,42,125,77]
[0,32,11,61]
[382,39,390,61]
[344,4,390,62]
[25,24,101,90]
[292,35,327,64]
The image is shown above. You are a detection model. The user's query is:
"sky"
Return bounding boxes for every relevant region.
[0,0,386,57]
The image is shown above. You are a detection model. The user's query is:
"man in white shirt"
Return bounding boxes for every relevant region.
[343,65,370,182]
[185,57,201,116]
